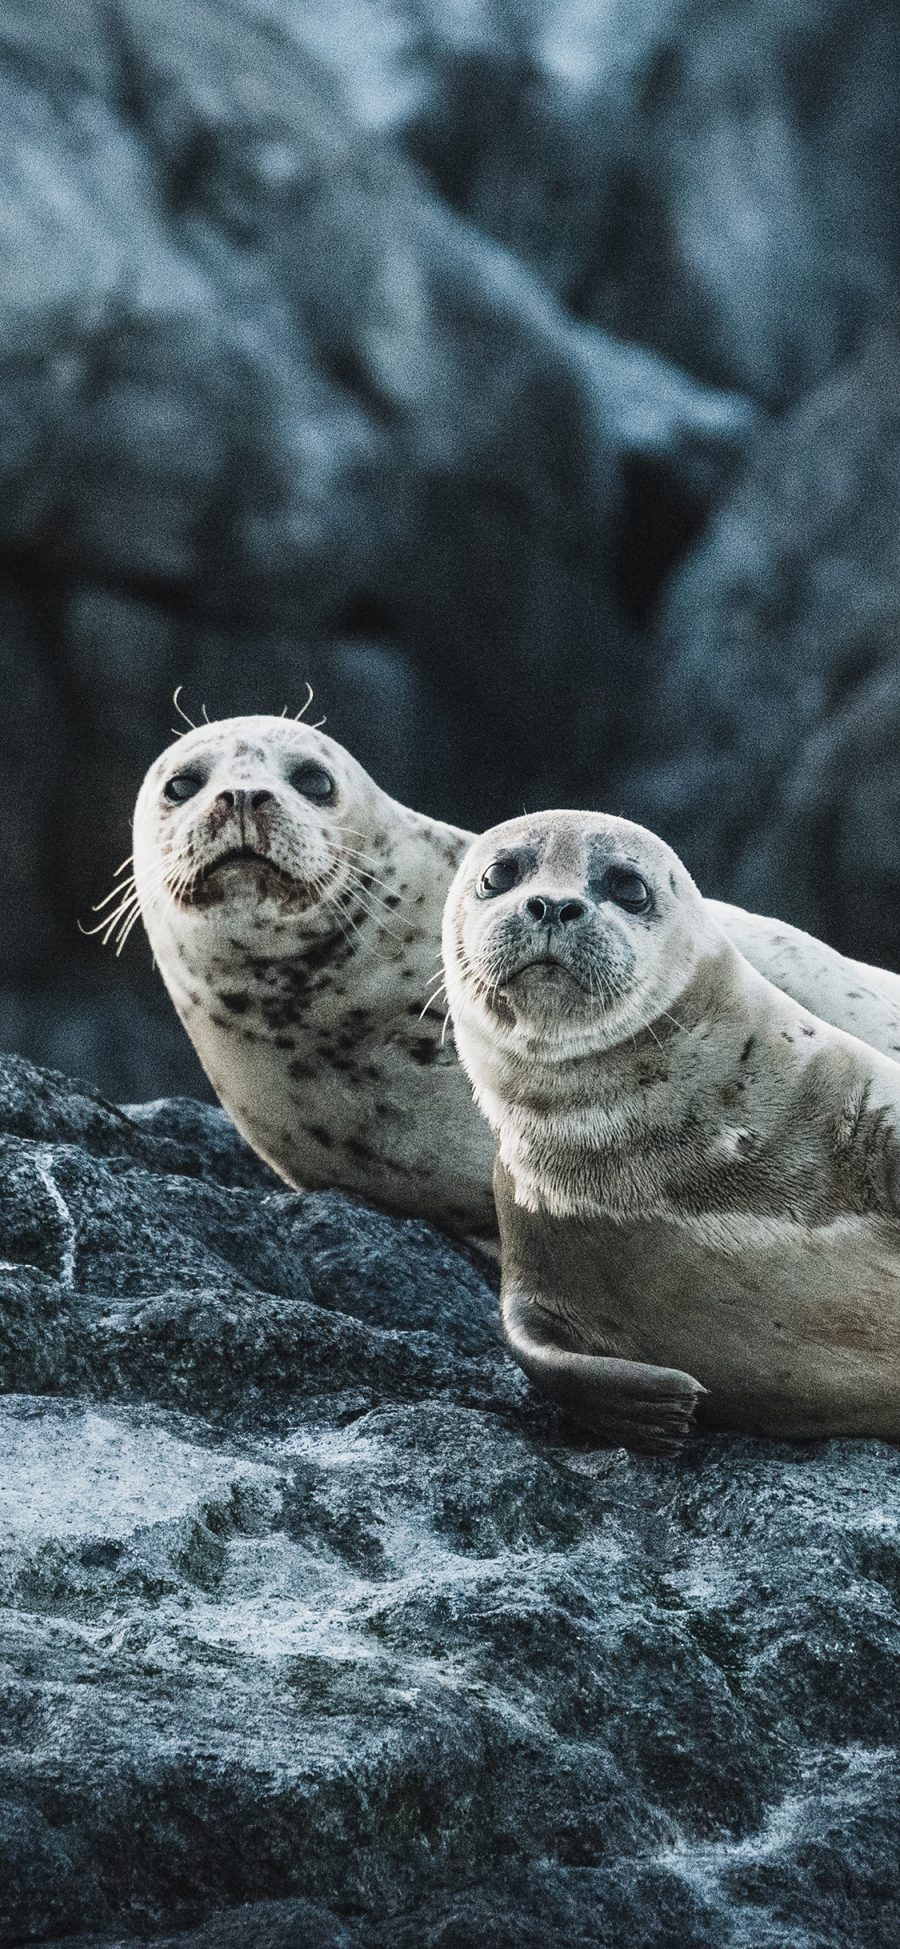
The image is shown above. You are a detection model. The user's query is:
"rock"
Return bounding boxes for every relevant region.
[2,1053,900,1946]
[0,0,761,1099]
[634,329,900,967]
[401,0,900,405]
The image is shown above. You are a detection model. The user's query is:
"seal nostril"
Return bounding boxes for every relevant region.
[250,790,273,810]
[215,790,236,811]
[525,895,586,927]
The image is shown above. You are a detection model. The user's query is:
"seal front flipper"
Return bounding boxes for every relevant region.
[501,1288,705,1456]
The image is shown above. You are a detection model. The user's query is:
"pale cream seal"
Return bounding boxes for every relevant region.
[130,714,496,1234]
[443,809,900,1449]
[119,713,900,1242]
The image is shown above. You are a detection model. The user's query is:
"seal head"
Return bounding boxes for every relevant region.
[443,808,720,1127]
[135,716,386,959]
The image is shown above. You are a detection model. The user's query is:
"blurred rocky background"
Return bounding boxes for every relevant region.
[2,0,900,1095]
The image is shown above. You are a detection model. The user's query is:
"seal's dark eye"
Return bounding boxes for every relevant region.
[163,772,204,804]
[606,866,652,914]
[289,763,336,804]
[479,856,521,897]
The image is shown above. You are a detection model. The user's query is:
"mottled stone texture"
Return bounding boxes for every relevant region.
[3,0,900,1093]
[2,1054,900,1948]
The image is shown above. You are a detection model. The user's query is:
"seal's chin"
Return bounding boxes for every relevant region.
[504,956,584,992]
[180,849,309,908]
[489,955,595,1020]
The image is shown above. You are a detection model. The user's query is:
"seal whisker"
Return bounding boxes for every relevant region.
[340,842,397,879]
[418,981,447,1023]
[113,907,146,955]
[81,877,155,937]
[348,874,402,918]
[91,876,138,913]
[172,686,196,730]
[340,849,395,890]
[344,869,405,940]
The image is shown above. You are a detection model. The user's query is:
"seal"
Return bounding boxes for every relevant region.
[121,712,900,1242]
[443,809,900,1450]
[129,713,496,1235]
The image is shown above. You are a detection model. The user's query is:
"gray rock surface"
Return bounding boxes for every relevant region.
[635,327,900,968]
[6,0,873,1100]
[2,1053,900,1947]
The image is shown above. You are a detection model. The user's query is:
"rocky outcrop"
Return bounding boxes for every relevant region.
[15,0,900,1097]
[636,328,900,968]
[3,1054,900,1947]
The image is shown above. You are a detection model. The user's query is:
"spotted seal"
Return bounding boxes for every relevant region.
[120,715,900,1240]
[129,714,496,1234]
[443,809,900,1449]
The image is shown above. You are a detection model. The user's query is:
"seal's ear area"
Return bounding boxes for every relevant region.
[501,1288,705,1456]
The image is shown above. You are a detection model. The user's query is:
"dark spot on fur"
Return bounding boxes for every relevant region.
[668,871,677,892]
[220,991,250,1014]
[274,1035,296,1050]
[740,1036,755,1063]
[307,1125,334,1148]
[384,894,401,909]
[296,931,351,975]
[801,1025,816,1037]
[288,1059,315,1080]
[407,1037,439,1066]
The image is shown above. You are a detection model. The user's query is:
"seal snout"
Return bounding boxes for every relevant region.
[524,894,589,930]
[212,788,274,814]
[140,722,356,922]
[498,881,615,1003]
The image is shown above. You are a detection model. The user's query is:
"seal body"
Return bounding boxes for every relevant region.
[133,715,900,1244]
[443,810,900,1447]
[133,716,496,1234]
